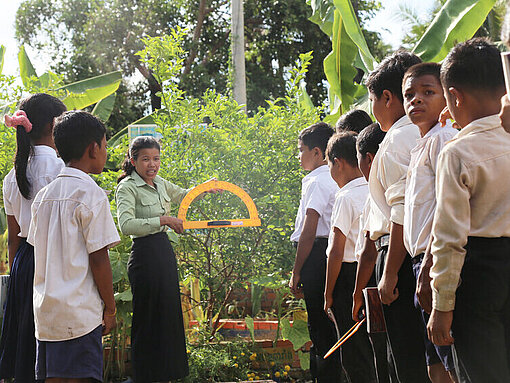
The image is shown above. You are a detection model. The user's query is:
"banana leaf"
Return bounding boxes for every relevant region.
[413,0,498,62]
[92,93,116,122]
[0,46,5,75]
[323,10,359,121]
[18,45,40,87]
[307,0,336,36]
[57,71,122,110]
[332,0,377,73]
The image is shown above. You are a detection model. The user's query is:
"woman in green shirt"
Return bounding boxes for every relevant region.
[115,136,198,382]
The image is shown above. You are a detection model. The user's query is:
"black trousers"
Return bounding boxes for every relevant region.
[452,237,510,383]
[300,238,343,382]
[375,246,429,383]
[332,261,377,383]
[129,232,189,382]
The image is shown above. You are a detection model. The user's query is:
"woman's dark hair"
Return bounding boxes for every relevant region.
[357,122,386,157]
[117,136,161,183]
[15,93,67,199]
[335,109,373,134]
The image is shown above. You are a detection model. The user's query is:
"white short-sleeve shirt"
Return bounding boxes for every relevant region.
[290,165,339,242]
[28,167,120,341]
[368,115,420,240]
[3,146,64,237]
[327,177,368,263]
[404,122,458,257]
[354,195,372,262]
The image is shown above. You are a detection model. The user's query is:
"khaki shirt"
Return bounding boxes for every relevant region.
[115,171,189,238]
[431,115,510,311]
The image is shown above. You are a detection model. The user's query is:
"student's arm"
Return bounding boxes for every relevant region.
[428,149,470,346]
[378,222,406,305]
[324,228,346,315]
[6,215,21,271]
[89,246,116,335]
[289,209,319,296]
[416,236,434,314]
[352,232,377,321]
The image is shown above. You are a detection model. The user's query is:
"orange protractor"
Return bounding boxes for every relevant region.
[177,180,261,229]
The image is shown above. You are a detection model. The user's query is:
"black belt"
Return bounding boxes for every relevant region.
[292,237,328,249]
[374,234,389,252]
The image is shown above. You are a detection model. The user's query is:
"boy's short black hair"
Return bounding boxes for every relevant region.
[326,131,358,168]
[441,37,505,93]
[53,111,106,163]
[403,62,441,87]
[298,122,335,158]
[335,109,373,134]
[366,50,422,103]
[357,122,386,157]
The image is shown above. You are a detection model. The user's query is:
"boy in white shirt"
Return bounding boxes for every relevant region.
[28,111,120,382]
[323,132,376,383]
[428,38,510,383]
[365,50,429,382]
[289,122,342,381]
[401,62,458,383]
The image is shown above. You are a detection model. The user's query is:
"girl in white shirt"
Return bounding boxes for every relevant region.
[0,94,66,382]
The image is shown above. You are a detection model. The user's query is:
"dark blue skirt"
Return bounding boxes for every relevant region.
[0,238,37,382]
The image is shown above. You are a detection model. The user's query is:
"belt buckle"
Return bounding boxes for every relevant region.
[375,235,389,251]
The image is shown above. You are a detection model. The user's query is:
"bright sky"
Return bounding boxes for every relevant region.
[0,0,437,76]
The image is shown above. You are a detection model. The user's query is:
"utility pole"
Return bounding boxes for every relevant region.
[231,0,247,111]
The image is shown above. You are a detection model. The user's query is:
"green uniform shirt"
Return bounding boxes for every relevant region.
[115,170,189,238]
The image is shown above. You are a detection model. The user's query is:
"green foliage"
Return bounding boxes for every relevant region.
[307,0,501,121]
[132,30,319,329]
[413,0,498,62]
[185,340,258,382]
[280,318,310,351]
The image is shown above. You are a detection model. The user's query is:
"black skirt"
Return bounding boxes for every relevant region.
[0,238,38,382]
[128,232,189,382]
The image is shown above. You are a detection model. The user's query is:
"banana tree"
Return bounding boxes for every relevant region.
[307,0,499,120]
[5,45,121,120]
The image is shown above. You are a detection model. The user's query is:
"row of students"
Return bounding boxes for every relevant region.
[291,37,510,383]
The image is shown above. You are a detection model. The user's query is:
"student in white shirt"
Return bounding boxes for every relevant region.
[351,123,394,383]
[427,38,510,383]
[0,94,66,383]
[289,122,342,382]
[402,62,458,383]
[323,132,376,383]
[365,50,429,383]
[28,111,120,382]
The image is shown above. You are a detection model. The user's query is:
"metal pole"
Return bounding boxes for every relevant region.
[231,0,247,111]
